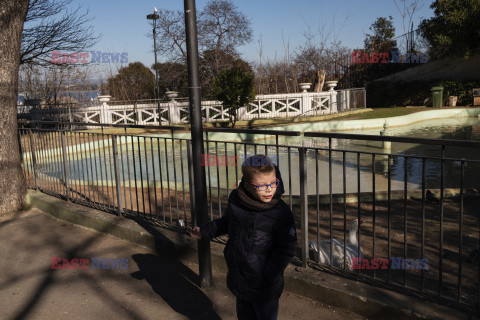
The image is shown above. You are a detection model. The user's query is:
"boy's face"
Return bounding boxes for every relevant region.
[247,170,277,203]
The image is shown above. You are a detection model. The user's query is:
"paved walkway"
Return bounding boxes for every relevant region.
[0,208,366,320]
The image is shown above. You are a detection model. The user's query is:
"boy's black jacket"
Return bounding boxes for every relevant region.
[200,166,297,301]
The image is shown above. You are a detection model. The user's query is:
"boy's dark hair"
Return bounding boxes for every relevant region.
[242,155,275,183]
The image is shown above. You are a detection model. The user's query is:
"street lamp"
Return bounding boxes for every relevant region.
[147,8,161,123]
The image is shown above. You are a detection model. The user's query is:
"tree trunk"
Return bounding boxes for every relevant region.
[0,0,29,215]
[314,70,326,93]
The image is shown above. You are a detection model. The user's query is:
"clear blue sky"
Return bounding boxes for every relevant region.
[68,0,434,76]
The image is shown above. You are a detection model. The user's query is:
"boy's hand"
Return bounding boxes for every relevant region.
[190,227,202,239]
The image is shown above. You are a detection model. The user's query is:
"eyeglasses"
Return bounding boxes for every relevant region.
[247,179,280,191]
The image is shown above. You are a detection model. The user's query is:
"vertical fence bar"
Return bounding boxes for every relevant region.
[75,132,87,203]
[439,156,445,295]
[387,154,392,283]
[19,129,29,186]
[144,137,152,216]
[329,138,333,266]
[288,147,292,211]
[91,133,101,207]
[131,135,139,213]
[45,129,55,194]
[225,142,229,198]
[120,136,128,215]
[17,129,26,182]
[343,151,347,270]
[52,131,62,194]
[28,129,38,190]
[112,135,123,216]
[458,161,464,301]
[372,153,376,279]
[82,133,93,205]
[157,138,165,222]
[61,131,70,201]
[215,142,221,217]
[39,130,49,193]
[357,152,361,274]
[125,136,134,214]
[206,134,213,221]
[276,135,279,163]
[234,142,238,186]
[43,131,53,193]
[164,138,172,222]
[172,132,179,219]
[138,136,146,216]
[95,133,105,210]
[421,157,426,291]
[35,130,46,191]
[68,131,79,202]
[315,149,320,263]
[187,140,196,227]
[106,132,115,208]
[404,156,408,286]
[43,131,54,194]
[56,131,66,195]
[299,147,308,268]
[150,137,158,217]
[179,140,187,224]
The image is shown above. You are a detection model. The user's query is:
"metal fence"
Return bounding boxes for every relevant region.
[17,122,480,315]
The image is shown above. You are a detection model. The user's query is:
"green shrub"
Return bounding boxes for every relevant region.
[366,80,480,108]
[212,66,255,128]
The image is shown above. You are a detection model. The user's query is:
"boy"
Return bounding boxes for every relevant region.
[190,155,297,320]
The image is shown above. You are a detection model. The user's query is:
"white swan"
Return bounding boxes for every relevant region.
[309,219,364,270]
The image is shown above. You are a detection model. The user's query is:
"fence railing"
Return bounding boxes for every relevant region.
[18,88,366,125]
[17,122,479,315]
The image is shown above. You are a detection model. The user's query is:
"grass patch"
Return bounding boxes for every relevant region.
[315,106,479,122]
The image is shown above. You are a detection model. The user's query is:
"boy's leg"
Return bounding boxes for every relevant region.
[252,298,279,320]
[236,298,257,320]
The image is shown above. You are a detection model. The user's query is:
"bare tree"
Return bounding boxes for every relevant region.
[199,0,253,78]
[199,0,253,54]
[295,14,351,85]
[393,0,425,52]
[151,9,187,62]
[0,0,29,215]
[152,0,253,67]
[21,0,100,66]
[19,63,98,106]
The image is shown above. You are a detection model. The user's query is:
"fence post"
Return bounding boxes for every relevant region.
[61,131,70,201]
[28,129,39,190]
[363,88,367,109]
[299,147,309,268]
[169,99,180,124]
[112,135,123,216]
[330,92,338,113]
[68,105,73,123]
[301,92,310,115]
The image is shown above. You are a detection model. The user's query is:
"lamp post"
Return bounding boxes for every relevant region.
[147,9,161,123]
[184,0,212,288]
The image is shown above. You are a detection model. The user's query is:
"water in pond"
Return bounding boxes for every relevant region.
[38,116,480,196]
